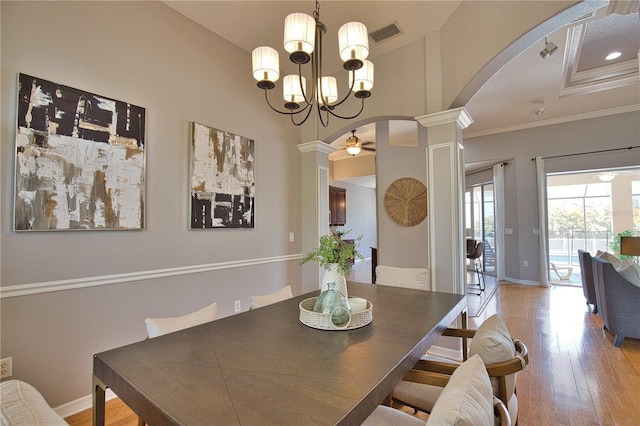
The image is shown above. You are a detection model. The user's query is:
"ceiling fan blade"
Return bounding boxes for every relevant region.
[361,141,375,146]
[362,147,376,152]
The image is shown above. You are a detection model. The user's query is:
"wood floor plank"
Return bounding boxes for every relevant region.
[65,282,640,426]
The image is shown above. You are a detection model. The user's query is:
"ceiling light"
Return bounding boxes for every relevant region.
[598,172,617,182]
[535,102,546,116]
[605,51,622,60]
[251,0,374,127]
[346,145,361,156]
[539,37,558,59]
[345,130,362,156]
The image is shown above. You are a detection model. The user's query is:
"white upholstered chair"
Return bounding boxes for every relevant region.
[250,285,293,309]
[0,380,68,426]
[375,265,430,291]
[144,302,218,339]
[139,302,219,425]
[392,314,528,424]
[363,355,511,426]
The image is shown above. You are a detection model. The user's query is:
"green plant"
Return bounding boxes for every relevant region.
[300,229,365,275]
[610,230,637,260]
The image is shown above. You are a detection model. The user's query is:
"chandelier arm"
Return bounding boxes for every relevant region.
[324,96,366,120]
[263,89,310,116]
[316,104,330,127]
[315,19,334,109]
[297,63,313,106]
[290,103,315,126]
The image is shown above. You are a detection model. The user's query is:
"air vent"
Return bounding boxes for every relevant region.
[369,22,402,43]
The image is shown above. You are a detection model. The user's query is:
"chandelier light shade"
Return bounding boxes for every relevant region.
[317,77,338,105]
[350,60,374,93]
[283,75,306,106]
[252,46,280,89]
[284,13,315,60]
[338,22,369,69]
[251,0,374,127]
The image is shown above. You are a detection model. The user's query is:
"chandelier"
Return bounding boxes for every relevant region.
[251,1,374,127]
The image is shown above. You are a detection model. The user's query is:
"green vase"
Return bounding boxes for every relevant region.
[313,282,352,327]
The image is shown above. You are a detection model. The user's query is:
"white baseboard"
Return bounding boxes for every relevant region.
[503,276,540,286]
[55,389,117,419]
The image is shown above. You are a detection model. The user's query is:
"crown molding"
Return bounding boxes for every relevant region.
[464,104,640,139]
[416,107,474,129]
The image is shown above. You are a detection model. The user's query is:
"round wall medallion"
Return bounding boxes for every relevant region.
[384,177,428,227]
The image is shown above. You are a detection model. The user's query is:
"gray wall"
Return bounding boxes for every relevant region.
[464,111,640,283]
[1,1,302,407]
[376,121,430,269]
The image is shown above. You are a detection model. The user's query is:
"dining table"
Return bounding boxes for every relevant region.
[92,282,467,425]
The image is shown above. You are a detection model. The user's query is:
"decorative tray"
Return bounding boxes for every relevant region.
[299,297,373,330]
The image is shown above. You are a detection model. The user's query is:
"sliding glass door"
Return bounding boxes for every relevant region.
[546,166,639,268]
[465,183,495,275]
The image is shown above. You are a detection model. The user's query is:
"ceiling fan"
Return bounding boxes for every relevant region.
[343,129,375,156]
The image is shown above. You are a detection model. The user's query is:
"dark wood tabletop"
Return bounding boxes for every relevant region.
[93,282,466,426]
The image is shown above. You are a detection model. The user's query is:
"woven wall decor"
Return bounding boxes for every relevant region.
[384,177,428,227]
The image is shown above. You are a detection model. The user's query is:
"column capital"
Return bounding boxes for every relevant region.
[298,141,336,155]
[415,107,474,130]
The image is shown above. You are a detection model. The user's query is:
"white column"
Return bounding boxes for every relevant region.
[298,141,335,294]
[416,108,473,295]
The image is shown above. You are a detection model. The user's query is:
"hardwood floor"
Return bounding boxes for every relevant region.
[66,283,640,426]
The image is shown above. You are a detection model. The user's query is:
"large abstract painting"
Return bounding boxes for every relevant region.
[14,73,145,231]
[190,122,254,229]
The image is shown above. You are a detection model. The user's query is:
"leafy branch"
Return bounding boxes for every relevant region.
[301,229,365,275]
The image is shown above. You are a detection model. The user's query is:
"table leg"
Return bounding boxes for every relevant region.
[461,310,468,359]
[92,374,106,426]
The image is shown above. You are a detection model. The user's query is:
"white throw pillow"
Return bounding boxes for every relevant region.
[617,260,640,288]
[375,266,429,290]
[468,313,518,419]
[426,355,494,426]
[0,380,68,426]
[469,314,515,364]
[145,302,218,338]
[251,285,293,309]
[595,250,621,269]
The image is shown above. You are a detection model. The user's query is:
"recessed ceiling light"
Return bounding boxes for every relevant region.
[605,51,622,60]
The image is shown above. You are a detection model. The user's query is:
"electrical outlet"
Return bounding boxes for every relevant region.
[0,357,12,379]
[234,300,241,313]
[523,260,529,267]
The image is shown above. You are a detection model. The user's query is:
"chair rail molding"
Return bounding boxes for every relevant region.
[0,254,302,299]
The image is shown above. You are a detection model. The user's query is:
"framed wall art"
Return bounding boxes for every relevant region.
[190,122,255,229]
[14,73,146,231]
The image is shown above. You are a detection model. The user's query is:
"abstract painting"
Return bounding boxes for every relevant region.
[190,122,254,229]
[14,73,145,231]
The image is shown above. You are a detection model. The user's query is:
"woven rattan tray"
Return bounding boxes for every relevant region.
[299,297,373,330]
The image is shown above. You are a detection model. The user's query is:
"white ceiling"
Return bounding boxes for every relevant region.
[164,1,640,186]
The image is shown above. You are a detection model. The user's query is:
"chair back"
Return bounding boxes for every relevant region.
[467,241,484,260]
[144,302,218,338]
[578,250,596,305]
[251,285,293,309]
[466,239,477,255]
[375,265,430,290]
